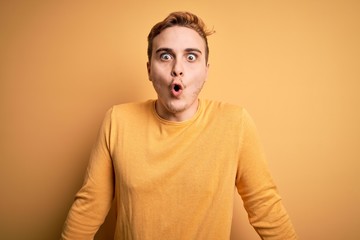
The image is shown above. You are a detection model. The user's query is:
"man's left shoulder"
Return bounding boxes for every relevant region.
[202,99,245,116]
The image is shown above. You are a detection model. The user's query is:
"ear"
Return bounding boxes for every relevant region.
[147,62,152,81]
[204,63,210,81]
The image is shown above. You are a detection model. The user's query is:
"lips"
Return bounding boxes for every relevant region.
[170,80,184,98]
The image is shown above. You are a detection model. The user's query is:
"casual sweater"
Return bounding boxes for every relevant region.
[61,99,297,240]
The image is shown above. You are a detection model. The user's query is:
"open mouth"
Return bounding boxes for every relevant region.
[173,84,182,92]
[170,82,184,97]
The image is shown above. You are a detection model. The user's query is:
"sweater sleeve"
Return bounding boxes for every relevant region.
[235,109,297,240]
[61,108,115,240]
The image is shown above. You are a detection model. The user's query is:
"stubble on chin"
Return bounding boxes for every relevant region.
[165,99,187,114]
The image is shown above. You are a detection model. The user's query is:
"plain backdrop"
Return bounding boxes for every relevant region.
[1,0,359,239]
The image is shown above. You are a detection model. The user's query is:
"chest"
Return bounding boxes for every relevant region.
[111,120,240,196]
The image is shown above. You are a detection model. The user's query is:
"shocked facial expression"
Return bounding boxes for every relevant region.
[147,26,209,121]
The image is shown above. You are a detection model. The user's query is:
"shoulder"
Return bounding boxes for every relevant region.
[201,99,257,130]
[112,100,152,112]
[109,100,153,117]
[102,100,154,126]
[201,99,247,119]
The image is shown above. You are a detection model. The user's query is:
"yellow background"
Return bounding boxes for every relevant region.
[1,0,359,239]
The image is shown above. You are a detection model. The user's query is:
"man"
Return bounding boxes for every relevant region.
[61,11,297,239]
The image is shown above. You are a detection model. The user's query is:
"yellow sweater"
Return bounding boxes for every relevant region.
[61,99,297,239]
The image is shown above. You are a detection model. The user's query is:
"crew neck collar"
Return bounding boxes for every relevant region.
[151,99,203,125]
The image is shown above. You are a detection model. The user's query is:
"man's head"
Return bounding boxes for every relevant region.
[147,12,214,64]
[146,12,214,121]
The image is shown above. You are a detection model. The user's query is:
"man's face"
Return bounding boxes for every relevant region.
[147,26,209,120]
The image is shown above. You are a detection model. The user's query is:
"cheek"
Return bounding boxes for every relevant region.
[151,78,161,89]
[151,77,166,95]
[150,65,169,81]
[191,68,208,83]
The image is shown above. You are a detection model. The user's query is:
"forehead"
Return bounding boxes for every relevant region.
[152,26,206,52]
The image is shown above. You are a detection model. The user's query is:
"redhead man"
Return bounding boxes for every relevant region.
[61,11,297,239]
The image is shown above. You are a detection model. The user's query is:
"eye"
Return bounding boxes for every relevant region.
[160,53,172,61]
[187,53,197,62]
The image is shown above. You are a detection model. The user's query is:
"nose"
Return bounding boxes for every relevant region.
[171,59,183,77]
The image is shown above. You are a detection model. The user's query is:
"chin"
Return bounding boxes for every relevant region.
[166,100,188,113]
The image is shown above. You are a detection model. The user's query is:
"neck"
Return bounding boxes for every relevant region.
[155,99,200,122]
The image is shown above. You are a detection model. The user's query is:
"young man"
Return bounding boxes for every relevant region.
[61,12,297,239]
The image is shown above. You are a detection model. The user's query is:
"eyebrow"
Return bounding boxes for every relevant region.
[155,48,203,55]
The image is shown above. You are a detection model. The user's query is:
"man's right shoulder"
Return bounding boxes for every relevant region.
[112,100,152,111]
[106,100,154,121]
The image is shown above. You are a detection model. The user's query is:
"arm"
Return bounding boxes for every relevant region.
[236,110,297,239]
[61,108,115,239]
